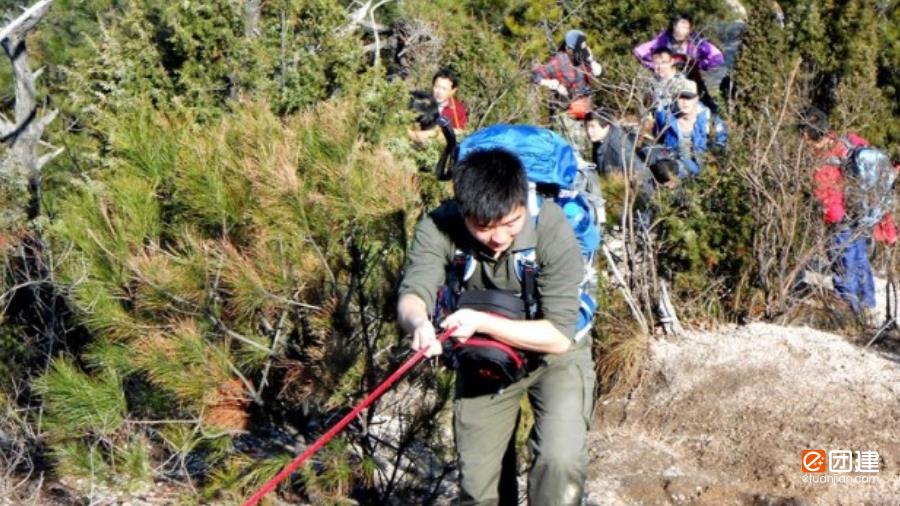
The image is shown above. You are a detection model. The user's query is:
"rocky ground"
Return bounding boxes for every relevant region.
[584,321,900,506]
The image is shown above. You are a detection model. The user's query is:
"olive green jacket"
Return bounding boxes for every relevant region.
[398,199,584,342]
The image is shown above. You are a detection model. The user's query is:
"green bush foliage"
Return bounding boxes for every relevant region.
[39,95,427,496]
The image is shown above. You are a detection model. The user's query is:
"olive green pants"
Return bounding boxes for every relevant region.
[453,345,595,506]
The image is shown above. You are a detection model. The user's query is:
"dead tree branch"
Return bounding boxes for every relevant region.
[0,0,62,219]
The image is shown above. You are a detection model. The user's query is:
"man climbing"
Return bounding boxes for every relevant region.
[409,67,468,142]
[397,148,593,505]
[651,79,727,177]
[533,29,603,147]
[798,106,898,319]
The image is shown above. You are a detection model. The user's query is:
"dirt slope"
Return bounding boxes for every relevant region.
[585,322,900,505]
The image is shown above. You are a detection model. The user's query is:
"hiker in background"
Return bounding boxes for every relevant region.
[638,46,685,149]
[634,13,724,71]
[433,67,468,132]
[649,158,682,190]
[648,46,685,113]
[798,106,898,319]
[585,110,646,230]
[585,108,645,177]
[408,68,468,142]
[634,13,724,112]
[633,151,683,231]
[533,29,603,147]
[397,148,592,505]
[652,78,727,177]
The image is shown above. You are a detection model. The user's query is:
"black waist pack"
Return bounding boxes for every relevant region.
[442,290,543,386]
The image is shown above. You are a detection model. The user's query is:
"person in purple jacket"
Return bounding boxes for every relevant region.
[633,13,725,72]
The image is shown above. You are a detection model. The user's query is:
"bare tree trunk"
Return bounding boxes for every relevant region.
[0,0,61,220]
[0,1,65,381]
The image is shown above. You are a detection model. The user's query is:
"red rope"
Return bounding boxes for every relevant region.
[242,327,455,506]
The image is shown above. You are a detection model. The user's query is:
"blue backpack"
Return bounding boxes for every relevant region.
[450,125,604,342]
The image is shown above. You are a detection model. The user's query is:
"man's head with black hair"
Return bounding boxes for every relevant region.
[410,90,439,129]
[798,106,829,143]
[585,108,615,126]
[650,158,681,188]
[432,67,460,106]
[585,107,615,143]
[668,12,693,43]
[651,46,678,78]
[651,45,675,57]
[453,149,529,254]
[432,67,459,89]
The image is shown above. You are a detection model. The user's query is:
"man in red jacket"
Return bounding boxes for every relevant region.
[799,107,897,316]
[409,68,468,143]
[432,67,468,131]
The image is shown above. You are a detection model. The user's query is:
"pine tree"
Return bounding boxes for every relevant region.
[730,0,796,123]
[830,0,896,146]
[41,96,433,498]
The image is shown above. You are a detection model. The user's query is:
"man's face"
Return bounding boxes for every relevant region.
[801,131,831,151]
[464,204,527,255]
[653,53,676,78]
[672,20,691,43]
[432,77,456,104]
[586,119,610,143]
[662,178,680,189]
[677,95,698,115]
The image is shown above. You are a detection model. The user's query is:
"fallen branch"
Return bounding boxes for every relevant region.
[602,243,650,335]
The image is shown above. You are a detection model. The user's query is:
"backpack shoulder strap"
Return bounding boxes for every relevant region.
[514,188,546,319]
[449,249,476,296]
[513,248,539,320]
[527,184,543,226]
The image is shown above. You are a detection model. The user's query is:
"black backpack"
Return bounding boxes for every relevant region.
[434,263,542,389]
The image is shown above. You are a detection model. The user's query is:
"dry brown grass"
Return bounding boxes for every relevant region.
[202,377,251,431]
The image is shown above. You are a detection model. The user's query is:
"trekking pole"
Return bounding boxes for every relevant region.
[242,327,457,506]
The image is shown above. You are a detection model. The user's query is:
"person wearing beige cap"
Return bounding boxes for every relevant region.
[651,77,727,176]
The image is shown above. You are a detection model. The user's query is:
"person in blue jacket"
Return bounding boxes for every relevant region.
[653,78,727,177]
